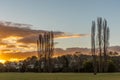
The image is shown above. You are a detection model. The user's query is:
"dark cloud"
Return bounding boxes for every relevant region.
[0,41,8,46]
[18,45,29,48]
[18,32,88,44]
[1,49,11,52]
[0,24,44,38]
[6,45,16,48]
[18,35,37,43]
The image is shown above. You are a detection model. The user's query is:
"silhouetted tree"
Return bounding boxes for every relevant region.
[91,17,110,73]
[37,31,54,72]
[83,60,93,72]
[103,19,110,72]
[91,21,97,75]
[107,60,116,72]
[97,17,103,72]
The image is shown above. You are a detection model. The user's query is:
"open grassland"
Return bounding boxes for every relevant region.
[0,73,119,80]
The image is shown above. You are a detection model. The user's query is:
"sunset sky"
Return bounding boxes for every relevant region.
[0,0,120,62]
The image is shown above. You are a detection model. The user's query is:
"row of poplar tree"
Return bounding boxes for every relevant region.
[36,17,110,75]
[91,17,110,75]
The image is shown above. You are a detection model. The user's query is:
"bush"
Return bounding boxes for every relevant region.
[83,60,93,72]
[107,60,116,72]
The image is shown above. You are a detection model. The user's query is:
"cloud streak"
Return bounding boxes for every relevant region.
[55,33,88,39]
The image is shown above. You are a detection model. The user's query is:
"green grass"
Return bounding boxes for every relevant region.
[0,73,119,80]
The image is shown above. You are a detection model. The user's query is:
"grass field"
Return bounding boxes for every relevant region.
[0,73,119,80]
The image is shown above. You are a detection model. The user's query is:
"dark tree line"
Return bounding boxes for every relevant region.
[0,54,119,73]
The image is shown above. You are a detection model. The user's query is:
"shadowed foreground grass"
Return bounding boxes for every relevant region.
[0,73,119,80]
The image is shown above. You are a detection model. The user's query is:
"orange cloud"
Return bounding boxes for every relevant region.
[0,21,88,62]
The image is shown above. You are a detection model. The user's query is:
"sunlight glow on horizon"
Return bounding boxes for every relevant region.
[0,58,25,64]
[0,59,6,64]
